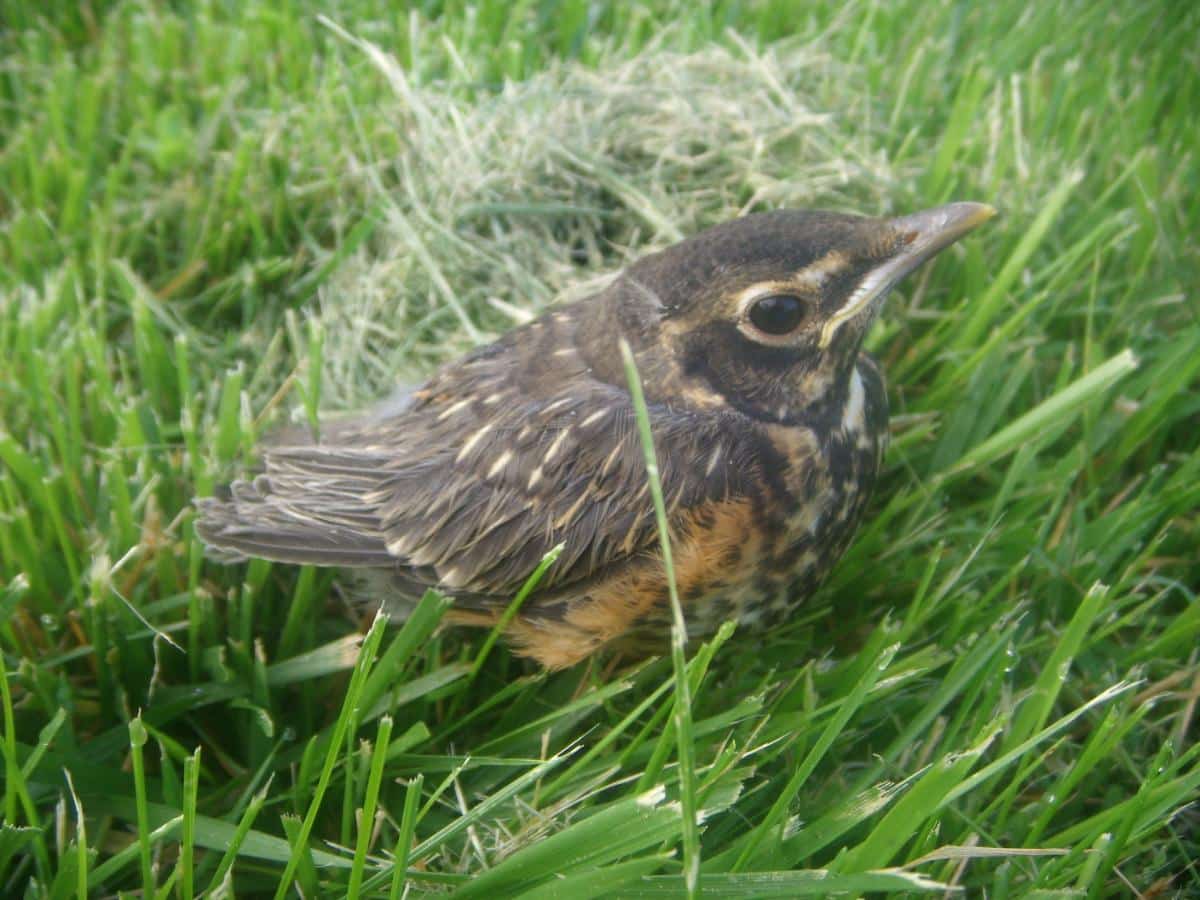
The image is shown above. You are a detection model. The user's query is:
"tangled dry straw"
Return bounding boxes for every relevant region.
[306,29,909,409]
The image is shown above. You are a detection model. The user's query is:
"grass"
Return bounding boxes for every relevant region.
[2,0,1198,896]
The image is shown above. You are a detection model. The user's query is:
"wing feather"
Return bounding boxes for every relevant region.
[197,333,762,606]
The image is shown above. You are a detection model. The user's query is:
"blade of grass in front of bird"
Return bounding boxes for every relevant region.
[626,867,953,896]
[733,641,900,872]
[180,747,201,900]
[357,591,451,720]
[447,786,683,898]
[128,716,154,898]
[203,778,273,896]
[999,582,1109,755]
[463,542,563,690]
[621,338,701,897]
[388,773,424,900]
[271,611,388,900]
[85,817,181,891]
[347,715,392,898]
[635,631,735,793]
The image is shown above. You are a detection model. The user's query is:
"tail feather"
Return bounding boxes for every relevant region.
[194,445,397,568]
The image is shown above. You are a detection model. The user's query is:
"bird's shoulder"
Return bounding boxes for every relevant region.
[303,307,773,601]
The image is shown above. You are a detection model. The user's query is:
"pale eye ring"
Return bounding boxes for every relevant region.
[744,293,807,337]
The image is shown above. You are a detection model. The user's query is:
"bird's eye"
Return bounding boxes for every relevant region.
[747,294,806,336]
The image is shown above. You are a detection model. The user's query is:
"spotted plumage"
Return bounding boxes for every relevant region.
[197,203,994,668]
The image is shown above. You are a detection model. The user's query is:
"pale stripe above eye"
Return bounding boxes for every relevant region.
[791,249,849,288]
[733,250,850,319]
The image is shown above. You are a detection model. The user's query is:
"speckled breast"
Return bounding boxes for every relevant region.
[686,356,889,636]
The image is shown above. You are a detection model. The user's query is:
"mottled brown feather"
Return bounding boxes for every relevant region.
[462,497,764,669]
[196,307,766,612]
[198,205,989,666]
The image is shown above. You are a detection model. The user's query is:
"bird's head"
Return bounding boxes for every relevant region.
[596,203,994,422]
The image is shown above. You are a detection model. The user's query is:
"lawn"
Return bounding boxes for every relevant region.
[2,0,1198,896]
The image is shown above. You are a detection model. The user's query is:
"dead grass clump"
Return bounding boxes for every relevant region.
[311,31,907,407]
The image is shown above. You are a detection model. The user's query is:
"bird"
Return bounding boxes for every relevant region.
[196,202,994,669]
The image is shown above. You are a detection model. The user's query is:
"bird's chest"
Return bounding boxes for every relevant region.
[777,422,883,558]
[704,367,888,631]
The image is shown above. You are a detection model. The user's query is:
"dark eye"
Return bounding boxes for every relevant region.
[747,294,806,335]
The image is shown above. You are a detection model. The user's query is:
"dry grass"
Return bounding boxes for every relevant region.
[310,31,906,407]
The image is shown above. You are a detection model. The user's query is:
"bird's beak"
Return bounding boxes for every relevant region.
[819,201,995,348]
[887,202,997,277]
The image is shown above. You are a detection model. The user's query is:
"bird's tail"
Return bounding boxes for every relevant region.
[194,441,397,569]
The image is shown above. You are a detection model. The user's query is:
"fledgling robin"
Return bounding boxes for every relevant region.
[197,203,994,668]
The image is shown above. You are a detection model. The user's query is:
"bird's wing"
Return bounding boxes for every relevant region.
[196,374,760,602]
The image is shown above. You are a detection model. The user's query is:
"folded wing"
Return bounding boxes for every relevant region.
[196,379,753,603]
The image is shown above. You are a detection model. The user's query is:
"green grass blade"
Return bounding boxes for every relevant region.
[388,773,424,900]
[347,715,393,898]
[621,338,701,896]
[271,612,389,899]
[946,349,1138,476]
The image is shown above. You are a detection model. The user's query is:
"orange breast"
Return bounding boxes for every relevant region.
[447,497,764,669]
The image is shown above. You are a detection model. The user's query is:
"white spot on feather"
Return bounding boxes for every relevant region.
[842,369,866,432]
[528,465,544,490]
[437,398,472,421]
[705,444,723,477]
[581,408,608,427]
[601,443,623,475]
[487,450,513,479]
[456,423,494,462]
[439,567,469,589]
[543,428,572,464]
